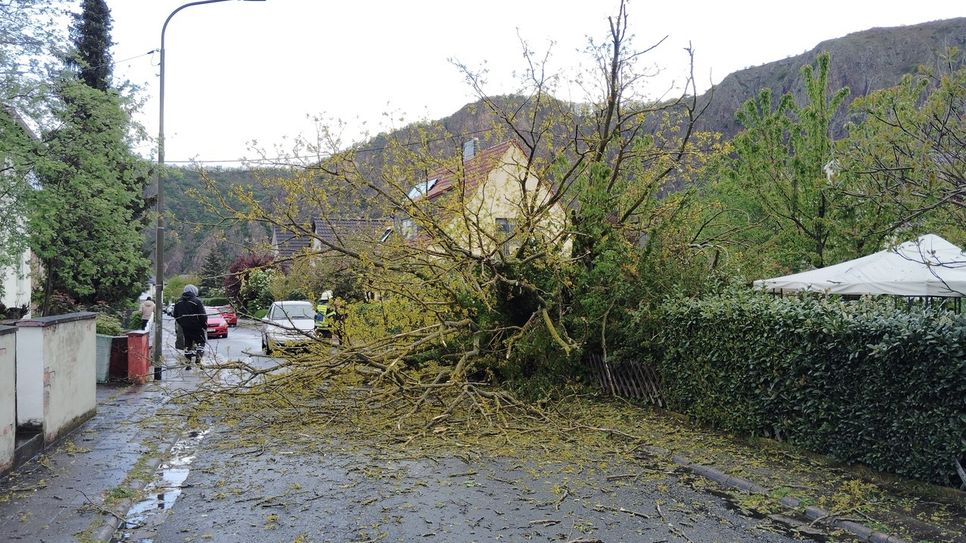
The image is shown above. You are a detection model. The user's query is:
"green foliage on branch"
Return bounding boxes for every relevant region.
[646,289,965,486]
[710,53,852,273]
[31,78,151,311]
[164,274,200,303]
[0,108,37,299]
[95,312,124,336]
[842,59,966,246]
[200,243,232,296]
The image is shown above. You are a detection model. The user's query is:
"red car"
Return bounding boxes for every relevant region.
[217,304,238,326]
[205,307,229,339]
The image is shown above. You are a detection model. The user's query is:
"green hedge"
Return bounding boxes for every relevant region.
[648,290,965,486]
[202,297,230,307]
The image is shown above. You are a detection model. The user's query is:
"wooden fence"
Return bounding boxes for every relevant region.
[586,353,664,406]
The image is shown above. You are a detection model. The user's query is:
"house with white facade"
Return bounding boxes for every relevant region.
[392,139,568,259]
[0,105,36,319]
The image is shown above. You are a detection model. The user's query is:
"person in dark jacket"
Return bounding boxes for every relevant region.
[173,284,207,368]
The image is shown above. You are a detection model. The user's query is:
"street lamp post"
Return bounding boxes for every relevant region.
[153,0,265,380]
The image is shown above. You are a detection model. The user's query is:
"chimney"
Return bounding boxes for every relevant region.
[462,138,479,163]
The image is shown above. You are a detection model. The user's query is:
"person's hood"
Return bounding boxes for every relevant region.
[180,292,197,301]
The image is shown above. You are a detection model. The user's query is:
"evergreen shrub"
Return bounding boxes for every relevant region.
[95,313,125,336]
[647,289,965,486]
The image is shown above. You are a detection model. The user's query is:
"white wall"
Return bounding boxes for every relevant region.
[0,326,15,473]
[15,313,96,445]
[42,316,95,444]
[14,324,42,428]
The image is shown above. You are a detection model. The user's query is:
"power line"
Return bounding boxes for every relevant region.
[6,49,161,102]
[115,49,160,66]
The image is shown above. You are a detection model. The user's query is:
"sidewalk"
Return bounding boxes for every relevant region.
[0,343,198,542]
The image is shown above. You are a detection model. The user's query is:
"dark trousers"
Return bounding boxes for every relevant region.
[141,319,150,330]
[183,327,206,352]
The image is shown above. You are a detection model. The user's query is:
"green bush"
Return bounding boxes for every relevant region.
[643,289,965,486]
[95,313,125,336]
[126,311,143,330]
[240,269,275,313]
[202,297,230,307]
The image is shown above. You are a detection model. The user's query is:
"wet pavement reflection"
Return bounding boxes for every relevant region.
[111,429,210,542]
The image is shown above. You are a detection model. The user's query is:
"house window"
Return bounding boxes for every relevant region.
[380,227,393,243]
[401,218,417,240]
[496,218,514,256]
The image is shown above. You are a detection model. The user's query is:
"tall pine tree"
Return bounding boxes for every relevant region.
[200,242,231,295]
[67,0,113,91]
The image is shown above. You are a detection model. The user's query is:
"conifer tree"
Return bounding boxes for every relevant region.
[67,0,113,91]
[200,243,231,295]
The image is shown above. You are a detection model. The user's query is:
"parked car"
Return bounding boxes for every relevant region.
[261,301,316,354]
[216,304,238,326]
[205,306,229,339]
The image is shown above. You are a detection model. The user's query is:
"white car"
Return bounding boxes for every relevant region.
[261,301,316,354]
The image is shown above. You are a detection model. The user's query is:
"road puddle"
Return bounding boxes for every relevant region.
[111,429,210,542]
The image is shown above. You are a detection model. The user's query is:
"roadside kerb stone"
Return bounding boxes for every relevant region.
[89,353,199,542]
[644,446,910,543]
[89,436,179,542]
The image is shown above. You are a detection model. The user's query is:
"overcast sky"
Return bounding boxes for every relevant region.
[107,0,964,166]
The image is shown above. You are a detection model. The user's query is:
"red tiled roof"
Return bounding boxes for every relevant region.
[422,141,521,201]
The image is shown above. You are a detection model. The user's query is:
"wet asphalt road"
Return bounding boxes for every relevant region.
[120,320,830,543]
[146,432,822,543]
[203,321,262,361]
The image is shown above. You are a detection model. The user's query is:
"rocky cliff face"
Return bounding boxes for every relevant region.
[694,17,966,137]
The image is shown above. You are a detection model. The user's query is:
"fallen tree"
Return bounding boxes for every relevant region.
[198,0,721,431]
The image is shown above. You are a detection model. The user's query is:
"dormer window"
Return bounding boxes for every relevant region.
[407,178,438,201]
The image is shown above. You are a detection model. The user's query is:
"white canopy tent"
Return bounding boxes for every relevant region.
[753,234,966,298]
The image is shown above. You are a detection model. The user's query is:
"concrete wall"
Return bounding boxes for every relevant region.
[0,326,15,473]
[16,312,96,445]
[15,320,43,428]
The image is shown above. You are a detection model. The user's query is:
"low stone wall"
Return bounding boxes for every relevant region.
[0,326,15,474]
[16,312,96,445]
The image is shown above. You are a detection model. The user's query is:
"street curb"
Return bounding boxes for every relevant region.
[90,429,183,543]
[639,446,909,543]
[89,376,186,543]
[89,453,160,542]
